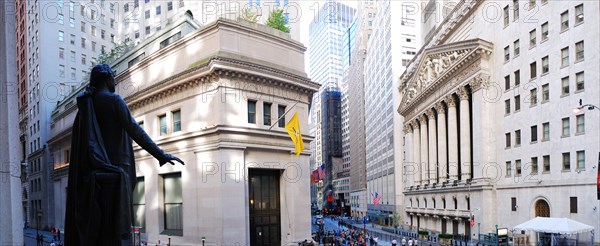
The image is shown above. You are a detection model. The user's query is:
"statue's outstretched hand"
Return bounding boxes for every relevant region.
[159,153,185,166]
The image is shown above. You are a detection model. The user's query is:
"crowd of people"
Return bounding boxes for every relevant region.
[313,228,386,246]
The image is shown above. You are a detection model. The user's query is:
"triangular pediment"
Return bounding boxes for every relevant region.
[398,39,493,114]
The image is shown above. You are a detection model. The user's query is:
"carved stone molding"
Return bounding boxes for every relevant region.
[418,115,428,125]
[435,102,446,114]
[458,87,469,101]
[398,39,493,117]
[403,125,413,134]
[470,73,491,92]
[446,95,457,107]
[427,109,436,119]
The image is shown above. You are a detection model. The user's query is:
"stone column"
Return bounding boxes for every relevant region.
[413,121,421,186]
[447,96,459,181]
[419,115,429,185]
[404,125,414,187]
[436,102,448,183]
[458,87,472,180]
[427,109,437,184]
[0,1,25,243]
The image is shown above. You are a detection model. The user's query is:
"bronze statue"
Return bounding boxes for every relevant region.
[64,64,184,246]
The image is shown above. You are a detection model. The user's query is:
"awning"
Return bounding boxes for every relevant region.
[514,217,594,234]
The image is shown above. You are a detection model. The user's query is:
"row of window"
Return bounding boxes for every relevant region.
[504,72,585,117]
[503,1,583,29]
[133,173,183,234]
[59,48,97,66]
[30,177,42,193]
[140,110,181,137]
[409,196,470,211]
[506,151,586,177]
[247,100,287,127]
[58,30,110,51]
[30,136,41,153]
[29,158,42,174]
[511,197,579,213]
[505,114,585,148]
[505,39,584,76]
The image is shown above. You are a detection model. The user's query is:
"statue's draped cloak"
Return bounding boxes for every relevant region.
[65,88,165,246]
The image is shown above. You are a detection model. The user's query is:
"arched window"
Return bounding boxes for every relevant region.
[433,198,436,208]
[443,198,446,209]
[453,197,458,209]
[535,199,550,217]
[417,199,420,208]
[466,197,471,210]
[424,199,428,208]
[410,199,413,207]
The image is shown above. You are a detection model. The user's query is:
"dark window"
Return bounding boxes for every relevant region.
[278,105,286,128]
[172,110,181,132]
[263,102,272,126]
[531,125,538,142]
[511,197,517,211]
[167,1,173,11]
[248,101,256,124]
[156,5,161,15]
[570,197,577,213]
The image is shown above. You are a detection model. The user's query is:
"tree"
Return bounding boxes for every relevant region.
[265,9,290,33]
[391,212,402,228]
[238,7,258,23]
[97,37,133,65]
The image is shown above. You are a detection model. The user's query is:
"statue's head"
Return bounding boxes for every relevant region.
[89,64,116,93]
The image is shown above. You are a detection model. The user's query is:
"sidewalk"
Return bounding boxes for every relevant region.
[24,227,62,244]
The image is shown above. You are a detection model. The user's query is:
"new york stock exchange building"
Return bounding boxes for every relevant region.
[397,0,599,244]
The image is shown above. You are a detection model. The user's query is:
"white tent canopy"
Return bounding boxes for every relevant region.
[514,217,594,234]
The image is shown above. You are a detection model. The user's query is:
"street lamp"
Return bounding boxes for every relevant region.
[201,236,206,246]
[168,234,172,246]
[572,99,599,113]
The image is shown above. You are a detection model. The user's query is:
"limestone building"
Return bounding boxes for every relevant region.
[398,0,599,244]
[364,0,419,225]
[50,17,318,245]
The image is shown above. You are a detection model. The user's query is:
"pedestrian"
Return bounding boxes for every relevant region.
[408,238,413,246]
[392,239,397,246]
[58,241,63,246]
[53,229,58,241]
[57,228,61,241]
[50,241,56,246]
[157,239,162,246]
[402,237,407,246]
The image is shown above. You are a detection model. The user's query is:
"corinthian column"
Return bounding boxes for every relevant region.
[436,102,448,183]
[427,109,437,184]
[404,125,414,187]
[458,87,472,181]
[447,96,459,181]
[419,115,429,185]
[413,121,421,186]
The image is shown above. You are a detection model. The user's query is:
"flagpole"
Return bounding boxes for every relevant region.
[268,100,300,130]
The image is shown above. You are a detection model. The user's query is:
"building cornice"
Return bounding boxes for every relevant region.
[133,124,314,157]
[125,55,319,110]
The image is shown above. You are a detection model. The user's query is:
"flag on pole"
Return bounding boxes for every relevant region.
[313,169,320,181]
[310,173,315,184]
[372,192,382,206]
[285,112,304,156]
[318,164,326,179]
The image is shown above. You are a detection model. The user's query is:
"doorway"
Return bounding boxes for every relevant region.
[249,169,281,246]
